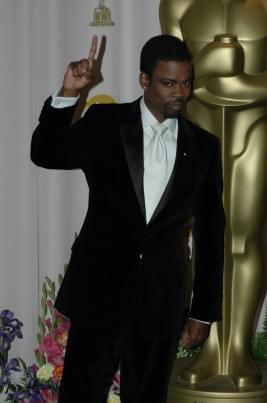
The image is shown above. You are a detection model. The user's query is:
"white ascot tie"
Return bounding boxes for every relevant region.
[144,123,168,222]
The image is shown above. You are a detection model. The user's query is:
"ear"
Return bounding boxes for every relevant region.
[139,72,149,90]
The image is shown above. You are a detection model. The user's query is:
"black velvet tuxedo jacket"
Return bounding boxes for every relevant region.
[31,97,225,338]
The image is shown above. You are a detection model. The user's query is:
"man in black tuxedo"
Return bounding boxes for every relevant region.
[31,35,225,403]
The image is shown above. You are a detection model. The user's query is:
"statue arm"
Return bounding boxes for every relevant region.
[194,72,267,107]
[193,36,267,106]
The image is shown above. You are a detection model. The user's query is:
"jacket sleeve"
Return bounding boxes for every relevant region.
[31,97,98,170]
[189,138,225,323]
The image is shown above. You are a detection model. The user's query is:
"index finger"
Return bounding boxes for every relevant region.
[88,35,98,61]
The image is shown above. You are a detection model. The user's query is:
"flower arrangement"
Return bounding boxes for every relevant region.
[252,305,267,361]
[34,271,70,402]
[0,270,70,403]
[0,270,121,402]
[176,306,267,361]
[34,270,121,403]
[0,310,47,402]
[109,369,120,401]
[1,248,266,403]
[176,345,200,359]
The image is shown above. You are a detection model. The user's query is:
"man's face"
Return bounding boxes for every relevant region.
[140,60,193,122]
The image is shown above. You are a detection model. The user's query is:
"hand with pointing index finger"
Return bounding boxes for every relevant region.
[59,35,98,97]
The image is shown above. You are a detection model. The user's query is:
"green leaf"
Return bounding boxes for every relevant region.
[252,332,267,361]
[58,273,63,285]
[42,282,47,298]
[16,357,27,371]
[0,350,8,365]
[42,305,48,318]
[41,297,48,317]
[51,281,56,294]
[263,306,267,333]
[176,345,200,359]
[37,333,43,345]
[38,316,46,337]
[35,350,46,366]
[38,315,42,327]
[47,290,56,302]
[45,276,54,290]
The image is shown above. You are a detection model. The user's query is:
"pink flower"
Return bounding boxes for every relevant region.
[55,309,68,321]
[31,363,38,373]
[44,318,52,329]
[38,335,64,366]
[54,320,70,345]
[41,388,56,401]
[47,300,53,308]
[55,321,70,335]
[110,370,120,394]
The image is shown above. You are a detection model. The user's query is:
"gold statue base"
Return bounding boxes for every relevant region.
[168,358,267,403]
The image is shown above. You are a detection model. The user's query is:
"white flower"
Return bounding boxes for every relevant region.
[108,392,121,403]
[8,358,28,388]
[36,363,54,381]
[0,385,13,402]
[9,369,28,388]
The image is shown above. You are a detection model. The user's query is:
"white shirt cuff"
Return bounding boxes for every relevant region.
[51,91,80,109]
[189,317,211,325]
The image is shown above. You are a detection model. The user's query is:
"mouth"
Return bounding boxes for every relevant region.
[168,101,183,109]
[164,101,184,118]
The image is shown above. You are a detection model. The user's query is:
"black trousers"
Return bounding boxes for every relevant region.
[58,319,178,403]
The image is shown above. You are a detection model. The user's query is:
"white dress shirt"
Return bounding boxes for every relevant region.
[140,97,178,191]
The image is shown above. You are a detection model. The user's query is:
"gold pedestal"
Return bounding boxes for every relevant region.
[168,359,267,403]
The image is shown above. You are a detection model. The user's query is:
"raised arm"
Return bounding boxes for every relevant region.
[59,35,98,97]
[31,36,100,170]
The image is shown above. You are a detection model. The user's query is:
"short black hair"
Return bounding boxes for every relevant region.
[140,34,192,76]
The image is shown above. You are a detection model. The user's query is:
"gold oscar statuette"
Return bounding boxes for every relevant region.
[90,0,114,27]
[159,0,267,402]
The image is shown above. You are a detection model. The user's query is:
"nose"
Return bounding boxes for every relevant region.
[173,82,185,97]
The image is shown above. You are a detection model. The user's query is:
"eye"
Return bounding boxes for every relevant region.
[162,80,173,87]
[182,80,192,87]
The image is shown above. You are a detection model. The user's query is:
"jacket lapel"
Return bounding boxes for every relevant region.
[149,115,197,222]
[119,101,146,218]
[119,103,197,223]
